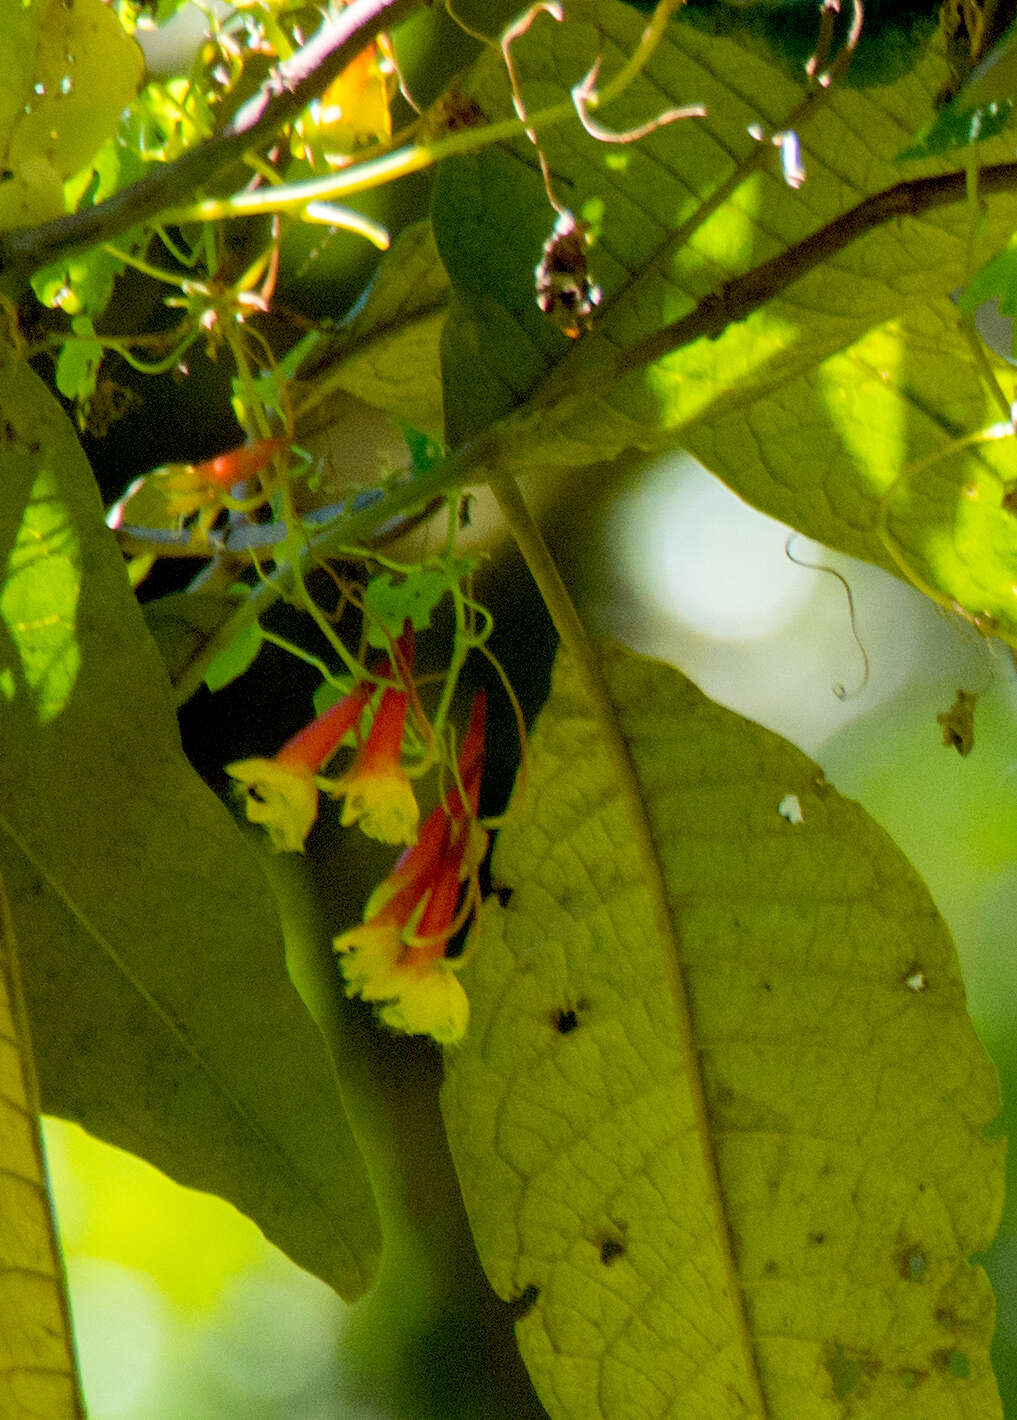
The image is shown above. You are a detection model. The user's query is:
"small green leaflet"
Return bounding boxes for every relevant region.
[203,620,263,693]
[959,238,1017,356]
[898,99,1014,160]
[363,567,449,647]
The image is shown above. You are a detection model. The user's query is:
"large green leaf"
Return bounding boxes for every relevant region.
[432,0,1017,637]
[442,643,1004,1418]
[0,352,381,1299]
[0,871,84,1420]
[296,220,451,437]
[0,0,142,230]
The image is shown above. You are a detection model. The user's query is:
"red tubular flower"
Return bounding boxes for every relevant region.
[335,686,419,845]
[226,680,374,852]
[331,625,420,846]
[197,437,289,489]
[158,437,288,521]
[335,691,488,1043]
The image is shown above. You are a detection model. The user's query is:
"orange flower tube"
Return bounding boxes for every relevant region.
[227,679,374,852]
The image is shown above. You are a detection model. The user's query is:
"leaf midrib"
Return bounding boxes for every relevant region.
[0,805,361,1269]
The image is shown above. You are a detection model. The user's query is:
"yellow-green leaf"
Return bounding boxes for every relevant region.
[296,221,451,437]
[442,643,1004,1419]
[434,0,1017,638]
[0,0,143,231]
[687,299,1017,633]
[0,350,381,1300]
[0,875,84,1420]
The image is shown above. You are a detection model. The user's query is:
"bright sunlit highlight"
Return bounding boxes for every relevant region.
[612,456,811,638]
[67,1259,167,1419]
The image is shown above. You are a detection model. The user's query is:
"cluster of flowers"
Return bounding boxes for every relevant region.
[226,630,487,1044]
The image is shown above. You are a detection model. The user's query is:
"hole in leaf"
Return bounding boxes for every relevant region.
[778,792,804,824]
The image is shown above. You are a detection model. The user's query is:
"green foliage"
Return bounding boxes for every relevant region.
[295,221,451,436]
[2,0,1016,1413]
[203,618,264,693]
[908,11,1017,164]
[0,356,381,1301]
[54,315,102,406]
[898,99,1015,159]
[960,238,1017,346]
[433,0,1017,640]
[143,591,251,689]
[443,643,1004,1418]
[0,0,143,230]
[0,870,84,1417]
[679,0,940,89]
[363,566,451,645]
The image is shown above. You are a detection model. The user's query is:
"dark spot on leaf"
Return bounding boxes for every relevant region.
[599,1235,626,1265]
[72,1024,99,1055]
[553,1007,579,1034]
[432,86,486,135]
[934,1348,971,1379]
[494,885,513,907]
[826,1347,863,1401]
[936,688,978,755]
[896,1247,926,1280]
[597,1221,628,1265]
[808,1231,826,1245]
[761,980,772,993]
[763,1259,779,1277]
[506,1284,540,1321]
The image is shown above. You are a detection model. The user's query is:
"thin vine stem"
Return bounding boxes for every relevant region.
[226,325,368,680]
[486,465,769,1420]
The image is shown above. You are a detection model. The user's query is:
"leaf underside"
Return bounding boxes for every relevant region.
[428,0,1017,639]
[0,353,381,1301]
[0,878,83,1419]
[442,642,1004,1419]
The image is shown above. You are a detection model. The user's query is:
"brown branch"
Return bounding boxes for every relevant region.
[613,160,1017,378]
[0,0,423,283]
